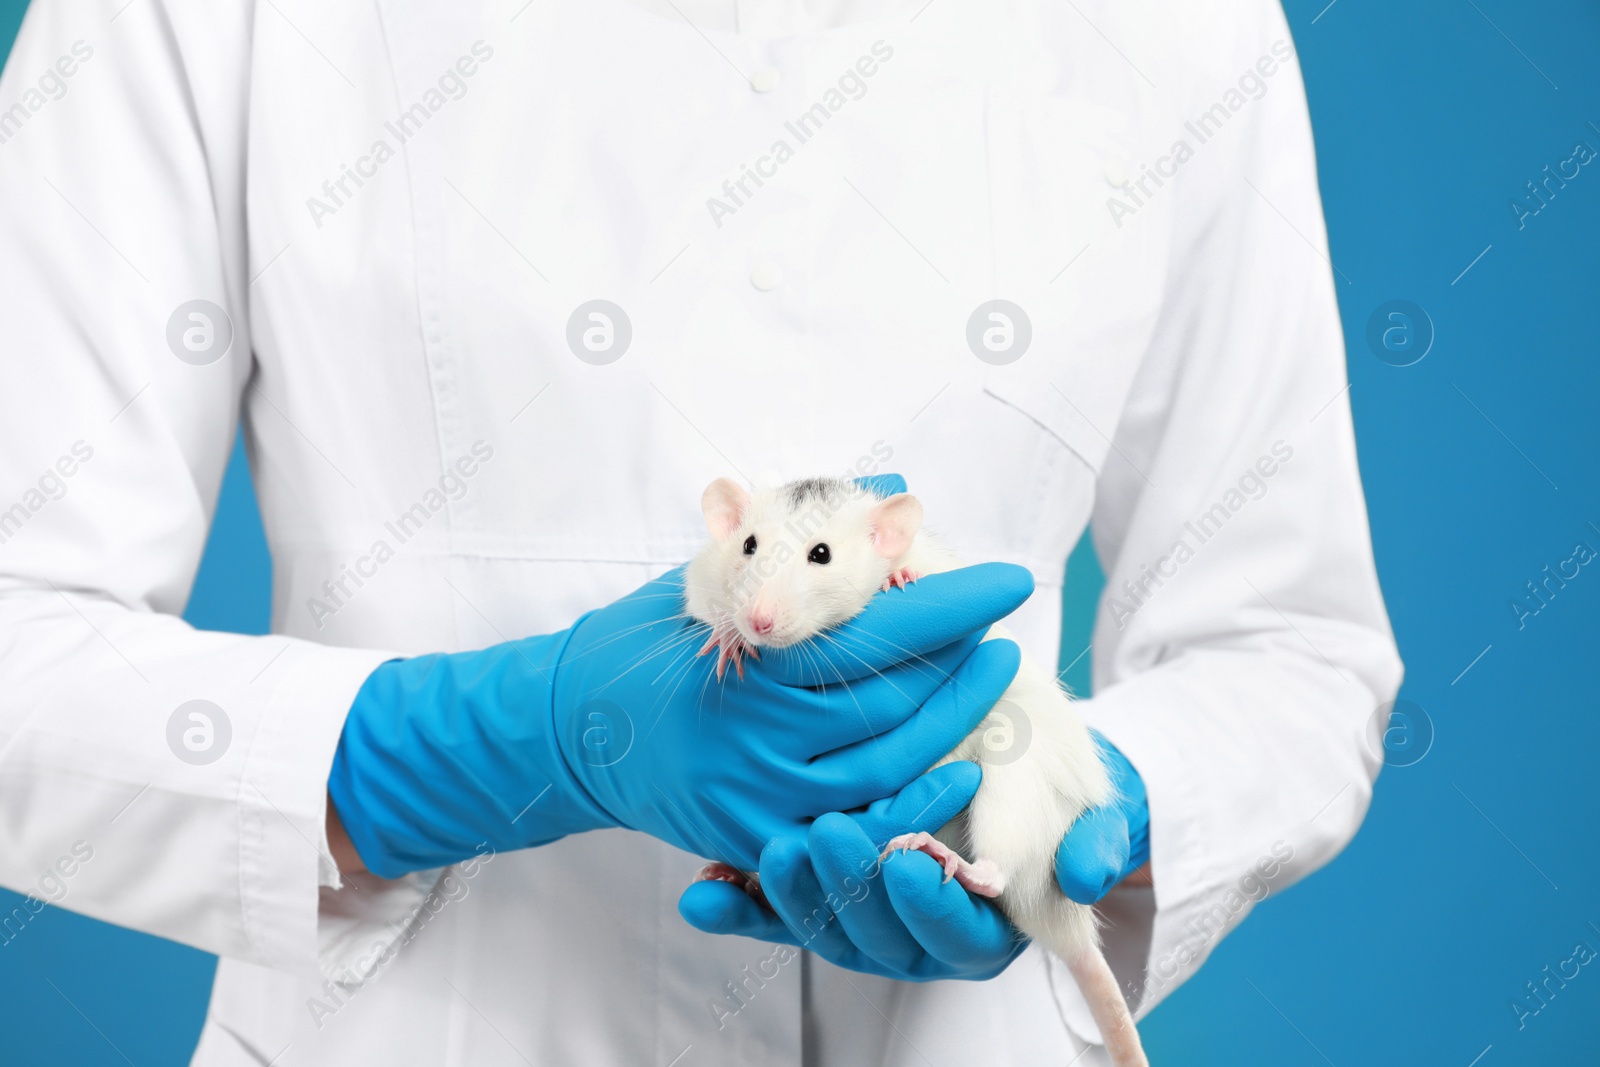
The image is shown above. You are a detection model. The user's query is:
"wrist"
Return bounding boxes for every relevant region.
[325,792,367,876]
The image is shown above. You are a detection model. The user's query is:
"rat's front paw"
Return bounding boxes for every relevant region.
[697,626,760,681]
[880,568,922,592]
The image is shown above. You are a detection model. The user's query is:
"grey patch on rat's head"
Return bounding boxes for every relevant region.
[782,477,853,511]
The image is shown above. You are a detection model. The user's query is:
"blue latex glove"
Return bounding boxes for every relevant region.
[679,760,1025,981]
[1055,732,1150,903]
[678,734,1151,978]
[329,557,1034,879]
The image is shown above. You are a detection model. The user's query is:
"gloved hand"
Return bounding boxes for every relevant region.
[328,559,1034,879]
[677,733,1151,978]
[678,760,1025,981]
[1055,732,1150,903]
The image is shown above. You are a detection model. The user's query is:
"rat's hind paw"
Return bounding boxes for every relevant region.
[880,568,922,592]
[694,862,770,908]
[880,831,1006,898]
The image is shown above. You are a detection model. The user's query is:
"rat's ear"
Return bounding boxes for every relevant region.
[869,494,923,559]
[702,478,752,541]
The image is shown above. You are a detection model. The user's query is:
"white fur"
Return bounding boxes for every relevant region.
[686,479,1147,1067]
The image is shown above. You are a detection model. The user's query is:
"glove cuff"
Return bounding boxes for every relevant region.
[329,637,617,879]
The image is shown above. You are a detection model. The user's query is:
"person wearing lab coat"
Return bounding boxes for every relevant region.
[0,0,1402,1063]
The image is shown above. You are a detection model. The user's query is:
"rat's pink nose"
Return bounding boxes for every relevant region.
[748,612,775,636]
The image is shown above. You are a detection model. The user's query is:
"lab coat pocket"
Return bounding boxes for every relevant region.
[981,376,1117,479]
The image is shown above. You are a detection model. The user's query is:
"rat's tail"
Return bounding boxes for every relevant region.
[1065,948,1148,1067]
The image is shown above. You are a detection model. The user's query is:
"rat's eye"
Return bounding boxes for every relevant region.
[808,543,831,565]
[742,535,757,555]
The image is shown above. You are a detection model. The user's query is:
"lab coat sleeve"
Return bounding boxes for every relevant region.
[0,0,395,977]
[1068,4,1404,1023]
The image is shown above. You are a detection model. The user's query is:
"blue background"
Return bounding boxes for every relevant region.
[3,1,1598,1063]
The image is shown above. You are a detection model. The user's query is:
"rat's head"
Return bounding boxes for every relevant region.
[686,477,923,649]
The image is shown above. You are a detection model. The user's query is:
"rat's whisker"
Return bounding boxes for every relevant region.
[808,633,854,689]
[812,630,913,705]
[593,627,708,695]
[562,617,688,665]
[809,633,876,738]
[656,639,710,712]
[646,629,714,688]
[832,625,944,674]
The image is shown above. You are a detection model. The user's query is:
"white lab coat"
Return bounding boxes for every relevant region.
[0,0,1401,1062]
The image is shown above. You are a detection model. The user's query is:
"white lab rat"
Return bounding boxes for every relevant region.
[684,476,1149,1067]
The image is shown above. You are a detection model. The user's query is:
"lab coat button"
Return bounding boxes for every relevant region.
[1103,160,1129,187]
[750,66,781,93]
[750,262,783,291]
